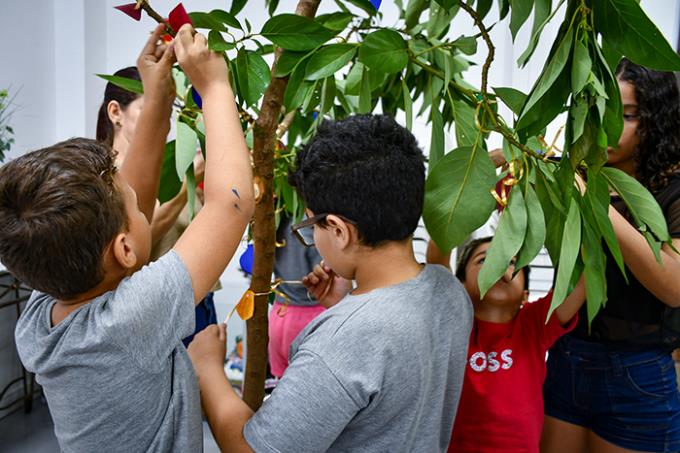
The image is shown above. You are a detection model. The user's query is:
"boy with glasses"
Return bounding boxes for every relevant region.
[188,114,473,452]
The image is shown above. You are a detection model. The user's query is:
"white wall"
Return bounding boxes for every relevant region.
[0,1,678,408]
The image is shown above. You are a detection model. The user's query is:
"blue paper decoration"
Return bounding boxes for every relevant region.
[239,243,254,275]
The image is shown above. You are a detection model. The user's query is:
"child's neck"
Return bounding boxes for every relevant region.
[52,270,125,326]
[473,300,520,323]
[352,239,422,295]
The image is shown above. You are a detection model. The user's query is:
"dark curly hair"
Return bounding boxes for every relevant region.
[616,58,680,192]
[288,114,425,246]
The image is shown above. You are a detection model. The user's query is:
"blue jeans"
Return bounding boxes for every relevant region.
[544,335,680,452]
[182,292,217,347]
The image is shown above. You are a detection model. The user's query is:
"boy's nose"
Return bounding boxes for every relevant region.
[501,267,514,282]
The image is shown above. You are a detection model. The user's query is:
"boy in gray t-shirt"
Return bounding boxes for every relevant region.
[188,114,473,452]
[2,26,254,452]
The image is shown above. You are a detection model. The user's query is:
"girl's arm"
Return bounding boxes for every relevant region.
[150,186,188,246]
[610,206,680,307]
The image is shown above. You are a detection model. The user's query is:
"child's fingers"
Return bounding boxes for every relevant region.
[194,32,208,48]
[304,273,320,286]
[139,24,165,58]
[312,264,329,281]
[176,24,195,52]
[158,42,176,68]
[218,323,227,342]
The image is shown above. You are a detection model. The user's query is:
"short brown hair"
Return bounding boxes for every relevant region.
[0,138,128,300]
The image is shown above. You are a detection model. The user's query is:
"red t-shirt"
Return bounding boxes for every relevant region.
[449,294,577,453]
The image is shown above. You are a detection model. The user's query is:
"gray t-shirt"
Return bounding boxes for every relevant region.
[244,264,473,452]
[15,251,202,453]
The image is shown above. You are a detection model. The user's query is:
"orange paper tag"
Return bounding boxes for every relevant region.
[236,289,255,321]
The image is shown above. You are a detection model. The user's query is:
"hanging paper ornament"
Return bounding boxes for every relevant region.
[239,243,254,275]
[192,87,203,109]
[167,3,191,31]
[114,3,142,21]
[236,289,255,320]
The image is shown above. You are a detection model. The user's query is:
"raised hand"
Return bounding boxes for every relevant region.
[302,261,353,309]
[173,24,229,98]
[137,24,176,107]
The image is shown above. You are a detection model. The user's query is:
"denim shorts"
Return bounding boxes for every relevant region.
[544,335,680,452]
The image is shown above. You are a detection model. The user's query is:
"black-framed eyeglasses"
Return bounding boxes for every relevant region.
[291,213,356,247]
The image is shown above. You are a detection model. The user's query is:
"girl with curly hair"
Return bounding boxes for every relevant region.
[542,59,680,453]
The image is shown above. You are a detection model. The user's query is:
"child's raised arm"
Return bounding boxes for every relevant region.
[173,25,254,303]
[120,24,176,222]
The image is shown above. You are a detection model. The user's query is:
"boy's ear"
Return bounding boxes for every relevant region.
[111,232,138,271]
[522,289,529,305]
[325,214,354,249]
[107,100,123,126]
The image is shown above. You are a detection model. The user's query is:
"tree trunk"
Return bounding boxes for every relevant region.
[242,0,321,411]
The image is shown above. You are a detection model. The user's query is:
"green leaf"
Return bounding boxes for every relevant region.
[316,12,354,31]
[423,146,498,252]
[492,86,527,116]
[208,30,235,52]
[451,97,477,147]
[267,0,280,16]
[229,0,247,16]
[319,76,336,115]
[515,182,546,270]
[509,0,534,40]
[478,188,528,297]
[209,9,242,30]
[235,49,271,107]
[275,50,310,77]
[402,79,413,131]
[571,39,591,94]
[477,0,493,19]
[429,105,444,174]
[96,74,143,94]
[158,141,182,204]
[581,201,608,325]
[548,197,581,319]
[186,164,196,221]
[284,63,314,111]
[519,26,573,122]
[499,0,510,20]
[452,36,477,55]
[305,44,358,80]
[569,96,588,144]
[586,169,626,279]
[175,120,198,180]
[189,12,227,31]
[516,62,570,138]
[261,14,336,51]
[601,167,670,242]
[358,66,372,114]
[594,0,680,71]
[405,0,428,30]
[358,30,409,74]
[599,55,623,148]
[434,0,457,9]
[518,0,559,67]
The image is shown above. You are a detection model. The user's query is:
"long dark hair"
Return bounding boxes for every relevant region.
[616,58,680,192]
[95,66,141,147]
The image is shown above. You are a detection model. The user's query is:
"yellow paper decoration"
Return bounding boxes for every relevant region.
[236,289,255,321]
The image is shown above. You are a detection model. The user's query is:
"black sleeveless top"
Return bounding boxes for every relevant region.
[571,173,680,350]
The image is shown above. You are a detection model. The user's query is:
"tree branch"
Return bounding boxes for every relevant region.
[243,0,322,411]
